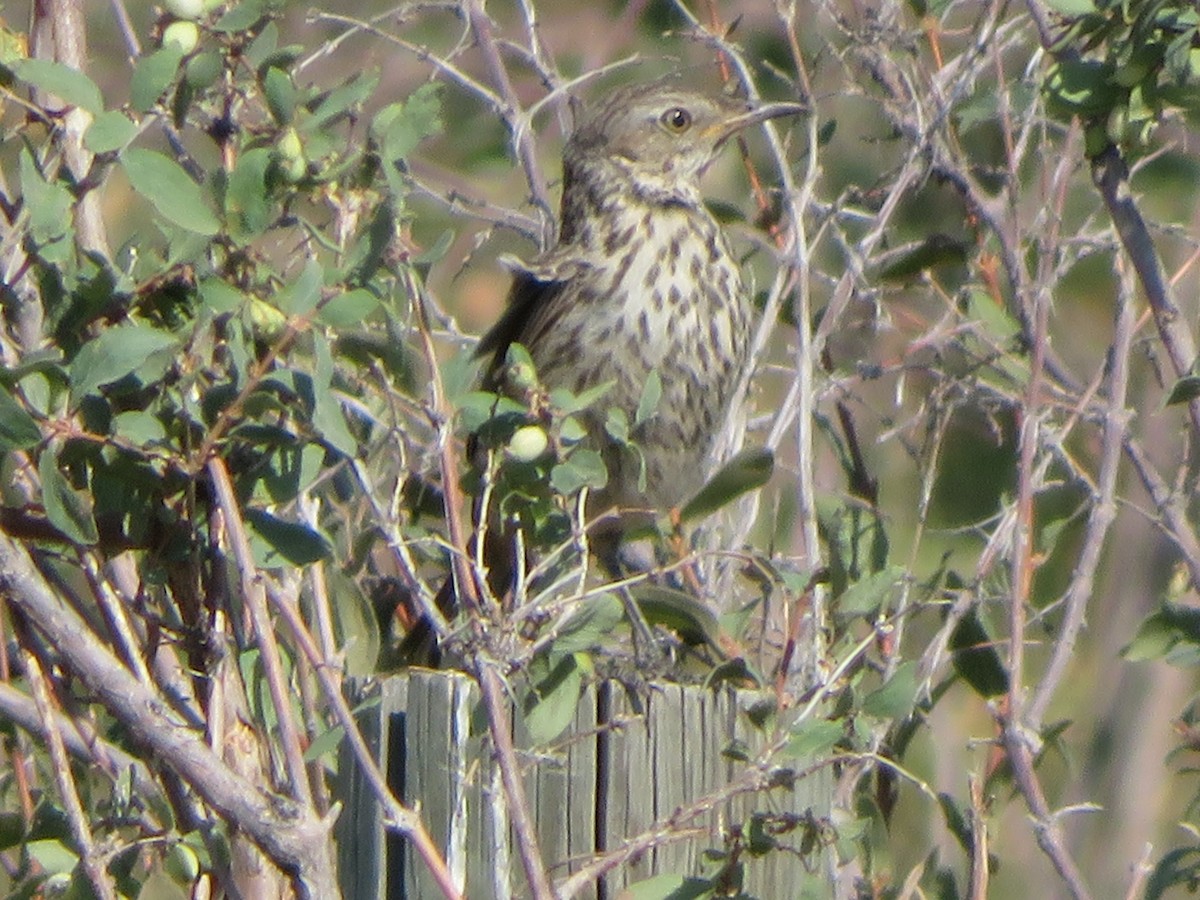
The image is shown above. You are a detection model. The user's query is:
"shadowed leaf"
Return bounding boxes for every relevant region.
[39,447,98,545]
[680,447,773,523]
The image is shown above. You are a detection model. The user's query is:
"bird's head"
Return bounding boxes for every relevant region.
[564,80,805,204]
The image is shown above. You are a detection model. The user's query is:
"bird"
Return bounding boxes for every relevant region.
[476,79,804,556]
[398,79,802,663]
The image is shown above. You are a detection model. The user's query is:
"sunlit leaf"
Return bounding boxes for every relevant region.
[621,873,714,900]
[550,448,607,494]
[25,838,77,875]
[635,369,662,426]
[318,289,380,329]
[13,58,102,113]
[862,661,919,719]
[836,566,905,618]
[551,596,626,655]
[1042,0,1095,15]
[130,44,185,112]
[121,147,219,235]
[524,653,584,745]
[84,110,137,153]
[783,719,843,760]
[69,324,178,406]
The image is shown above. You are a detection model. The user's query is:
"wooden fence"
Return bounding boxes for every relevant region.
[336,670,828,899]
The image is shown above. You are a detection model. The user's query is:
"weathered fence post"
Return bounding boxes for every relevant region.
[336,671,828,899]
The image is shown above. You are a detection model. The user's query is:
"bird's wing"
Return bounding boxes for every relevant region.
[475,251,588,378]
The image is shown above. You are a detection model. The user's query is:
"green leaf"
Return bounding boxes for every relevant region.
[199,279,246,314]
[39,447,98,545]
[25,838,78,876]
[1166,375,1200,406]
[604,406,630,443]
[1042,0,1095,14]
[310,71,380,130]
[550,594,625,654]
[964,288,1020,342]
[1162,601,1200,643]
[836,565,905,618]
[275,259,322,317]
[69,324,178,407]
[680,447,773,523]
[121,147,219,235]
[371,83,443,164]
[862,661,919,719]
[184,50,223,90]
[949,609,1009,696]
[244,509,331,567]
[318,289,380,329]
[635,369,662,426]
[113,410,168,447]
[1123,611,1178,661]
[13,58,102,114]
[328,568,379,677]
[622,874,714,900]
[225,146,274,240]
[84,110,138,153]
[550,448,608,494]
[136,869,190,900]
[213,0,268,33]
[783,719,843,760]
[263,65,296,124]
[130,45,186,112]
[1045,58,1119,119]
[0,384,41,451]
[302,724,346,763]
[636,584,722,648]
[550,379,615,415]
[1145,847,1200,900]
[20,149,73,248]
[524,654,584,745]
[310,334,358,457]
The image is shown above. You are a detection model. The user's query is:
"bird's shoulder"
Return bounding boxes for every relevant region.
[474,246,593,367]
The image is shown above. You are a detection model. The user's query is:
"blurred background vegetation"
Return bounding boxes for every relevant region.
[3,0,1200,897]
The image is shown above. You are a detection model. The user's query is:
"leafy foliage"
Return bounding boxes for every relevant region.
[4,0,1200,897]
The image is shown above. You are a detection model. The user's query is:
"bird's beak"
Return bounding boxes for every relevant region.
[709,99,807,146]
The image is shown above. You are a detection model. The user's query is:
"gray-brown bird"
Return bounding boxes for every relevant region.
[399,81,802,664]
[477,80,803,551]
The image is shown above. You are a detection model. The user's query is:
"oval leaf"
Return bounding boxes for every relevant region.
[39,447,98,545]
[244,509,331,567]
[13,58,102,114]
[121,147,220,235]
[680,447,773,523]
[1166,375,1200,407]
[0,385,41,451]
[783,718,843,760]
[69,324,179,407]
[130,44,185,112]
[862,661,919,719]
[836,565,905,618]
[524,654,584,745]
[85,110,138,154]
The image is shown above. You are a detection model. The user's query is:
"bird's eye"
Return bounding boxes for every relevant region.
[660,107,692,132]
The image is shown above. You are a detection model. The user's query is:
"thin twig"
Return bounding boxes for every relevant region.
[25,649,118,900]
[207,457,315,809]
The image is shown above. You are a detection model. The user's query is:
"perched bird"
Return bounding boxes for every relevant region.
[399,80,802,662]
[478,79,804,543]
